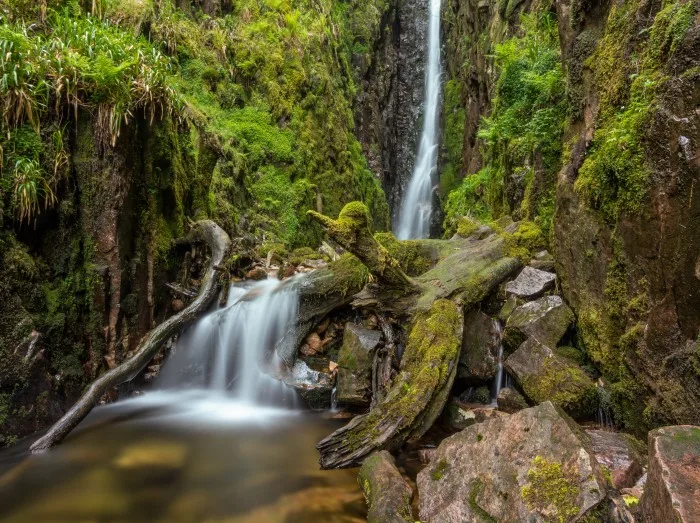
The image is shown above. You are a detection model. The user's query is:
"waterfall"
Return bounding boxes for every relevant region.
[157,278,299,408]
[490,321,505,404]
[396,0,442,240]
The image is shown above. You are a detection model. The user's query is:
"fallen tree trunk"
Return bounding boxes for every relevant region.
[313,202,522,468]
[308,203,415,290]
[30,220,231,452]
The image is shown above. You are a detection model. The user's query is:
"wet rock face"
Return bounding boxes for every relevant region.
[358,451,414,523]
[505,338,596,419]
[336,323,382,407]
[642,425,700,523]
[417,402,607,522]
[587,429,645,489]
[503,295,573,353]
[352,0,430,227]
[553,0,700,428]
[505,266,556,299]
[458,310,500,381]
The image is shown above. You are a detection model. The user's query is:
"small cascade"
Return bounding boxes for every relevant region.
[490,321,505,405]
[330,386,338,411]
[157,278,300,408]
[395,0,442,240]
[596,382,614,429]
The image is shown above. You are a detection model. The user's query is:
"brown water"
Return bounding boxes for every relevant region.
[0,392,365,522]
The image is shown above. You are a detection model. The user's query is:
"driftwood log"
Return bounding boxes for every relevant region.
[30,220,231,452]
[309,202,522,468]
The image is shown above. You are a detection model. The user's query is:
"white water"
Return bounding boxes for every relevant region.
[396,0,442,240]
[156,278,300,409]
[490,321,505,405]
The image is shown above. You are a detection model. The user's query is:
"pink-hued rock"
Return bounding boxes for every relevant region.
[417,402,607,522]
[641,425,700,523]
[586,429,645,489]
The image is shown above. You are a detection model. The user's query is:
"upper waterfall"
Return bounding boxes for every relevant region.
[395,0,442,240]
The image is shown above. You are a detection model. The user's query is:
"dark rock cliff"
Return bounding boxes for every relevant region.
[420,0,700,431]
[353,0,431,229]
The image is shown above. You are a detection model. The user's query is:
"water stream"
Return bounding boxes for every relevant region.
[396,0,442,240]
[0,278,365,521]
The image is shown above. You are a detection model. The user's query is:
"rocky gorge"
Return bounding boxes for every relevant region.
[0,0,698,521]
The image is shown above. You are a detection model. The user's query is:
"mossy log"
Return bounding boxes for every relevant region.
[30,220,231,452]
[314,203,522,469]
[308,203,415,289]
[318,299,464,468]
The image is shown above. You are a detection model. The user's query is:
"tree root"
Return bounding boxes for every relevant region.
[30,220,231,452]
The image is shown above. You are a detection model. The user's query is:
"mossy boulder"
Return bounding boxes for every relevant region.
[417,402,607,522]
[505,338,597,419]
[458,310,501,382]
[337,323,382,407]
[358,451,414,523]
[642,425,700,523]
[503,295,574,353]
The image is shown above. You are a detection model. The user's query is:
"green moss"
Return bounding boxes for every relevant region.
[500,220,547,262]
[521,357,597,418]
[444,10,567,236]
[622,494,639,507]
[554,346,586,366]
[456,217,480,238]
[431,458,449,480]
[341,299,463,453]
[374,232,434,276]
[440,79,466,198]
[521,456,580,523]
[577,0,696,223]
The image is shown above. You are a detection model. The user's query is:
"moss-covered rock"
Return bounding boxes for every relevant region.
[505,338,597,419]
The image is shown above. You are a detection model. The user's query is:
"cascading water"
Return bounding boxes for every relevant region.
[395,0,442,240]
[490,321,505,405]
[156,278,300,408]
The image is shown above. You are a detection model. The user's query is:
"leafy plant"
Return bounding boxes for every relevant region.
[11,157,55,224]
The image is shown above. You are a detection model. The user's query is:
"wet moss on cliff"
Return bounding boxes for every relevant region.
[443,9,567,239]
[575,0,696,223]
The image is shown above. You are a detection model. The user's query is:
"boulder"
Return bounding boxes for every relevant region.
[505,266,556,299]
[641,425,700,523]
[587,429,645,489]
[285,360,333,409]
[245,266,267,280]
[505,338,597,418]
[497,386,529,413]
[498,294,522,322]
[417,402,607,522]
[358,451,414,523]
[336,323,382,407]
[503,295,574,353]
[458,310,501,381]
